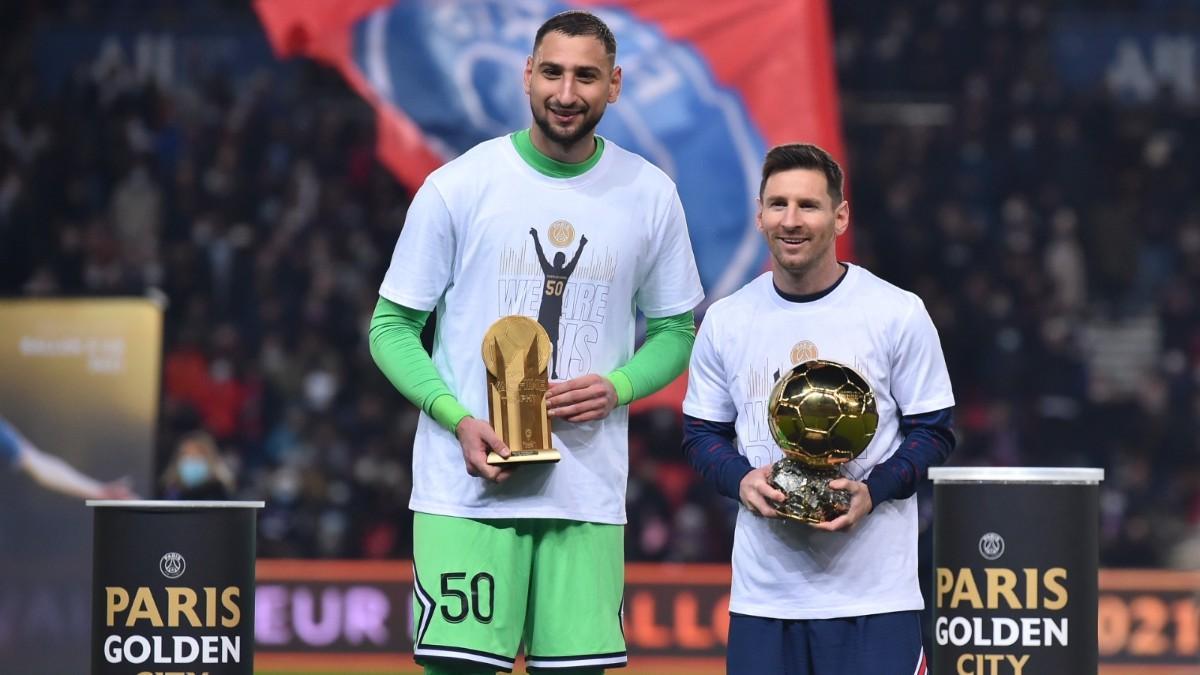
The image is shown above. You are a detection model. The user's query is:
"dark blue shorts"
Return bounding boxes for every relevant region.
[727,610,927,675]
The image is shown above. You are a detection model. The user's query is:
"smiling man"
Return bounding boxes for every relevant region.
[682,144,957,675]
[525,20,618,162]
[369,10,703,675]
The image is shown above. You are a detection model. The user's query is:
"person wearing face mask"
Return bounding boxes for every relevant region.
[161,430,236,500]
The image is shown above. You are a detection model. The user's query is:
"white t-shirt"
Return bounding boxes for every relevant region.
[683,266,954,619]
[381,136,704,524]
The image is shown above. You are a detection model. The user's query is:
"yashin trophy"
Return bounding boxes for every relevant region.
[482,316,561,465]
[766,359,879,523]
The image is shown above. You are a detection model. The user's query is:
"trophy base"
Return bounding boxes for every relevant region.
[486,448,561,465]
[767,459,851,524]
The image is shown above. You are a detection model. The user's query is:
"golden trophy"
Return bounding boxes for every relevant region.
[482,316,561,465]
[766,359,879,523]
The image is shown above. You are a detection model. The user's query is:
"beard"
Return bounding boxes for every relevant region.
[532,101,603,150]
[768,230,837,282]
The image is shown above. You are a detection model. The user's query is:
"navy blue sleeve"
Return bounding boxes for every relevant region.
[683,414,754,501]
[864,407,956,509]
[0,417,25,466]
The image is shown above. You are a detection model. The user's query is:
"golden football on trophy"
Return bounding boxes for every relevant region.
[766,359,878,523]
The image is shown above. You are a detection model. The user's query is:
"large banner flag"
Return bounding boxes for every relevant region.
[255,0,847,303]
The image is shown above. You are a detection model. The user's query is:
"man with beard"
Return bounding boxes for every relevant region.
[370,11,703,675]
[682,144,956,674]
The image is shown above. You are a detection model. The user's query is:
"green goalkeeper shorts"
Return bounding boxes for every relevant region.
[411,512,627,672]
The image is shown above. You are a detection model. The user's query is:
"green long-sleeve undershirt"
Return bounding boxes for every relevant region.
[368,297,695,433]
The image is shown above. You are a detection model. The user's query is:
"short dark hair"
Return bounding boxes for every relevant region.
[533,10,617,60]
[759,143,844,204]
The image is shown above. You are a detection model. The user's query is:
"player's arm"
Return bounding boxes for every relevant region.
[18,445,134,500]
[374,179,516,482]
[864,408,956,508]
[546,185,702,421]
[678,310,753,501]
[1,417,135,500]
[679,314,747,499]
[682,415,785,518]
[818,408,955,532]
[865,293,958,508]
[563,234,587,275]
[373,180,463,431]
[680,313,785,517]
[681,416,750,499]
[368,297,513,481]
[528,227,551,269]
[607,310,695,404]
[546,310,696,422]
[818,295,956,531]
[368,297,469,432]
[0,416,19,467]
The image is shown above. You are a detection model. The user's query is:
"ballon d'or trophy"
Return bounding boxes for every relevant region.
[767,359,879,523]
[482,316,560,465]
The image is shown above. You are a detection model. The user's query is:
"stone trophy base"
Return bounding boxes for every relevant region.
[768,458,850,523]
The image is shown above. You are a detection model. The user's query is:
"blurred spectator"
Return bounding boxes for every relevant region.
[160,430,236,500]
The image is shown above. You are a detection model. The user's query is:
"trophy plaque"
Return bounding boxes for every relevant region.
[766,359,879,523]
[482,316,560,465]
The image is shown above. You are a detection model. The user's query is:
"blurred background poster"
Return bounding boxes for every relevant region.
[0,299,160,674]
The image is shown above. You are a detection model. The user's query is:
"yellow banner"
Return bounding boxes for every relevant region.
[0,298,162,673]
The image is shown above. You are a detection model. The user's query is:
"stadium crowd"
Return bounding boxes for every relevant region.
[1,0,1197,568]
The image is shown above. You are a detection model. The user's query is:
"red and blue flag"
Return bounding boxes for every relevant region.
[256,0,846,299]
[256,0,846,408]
